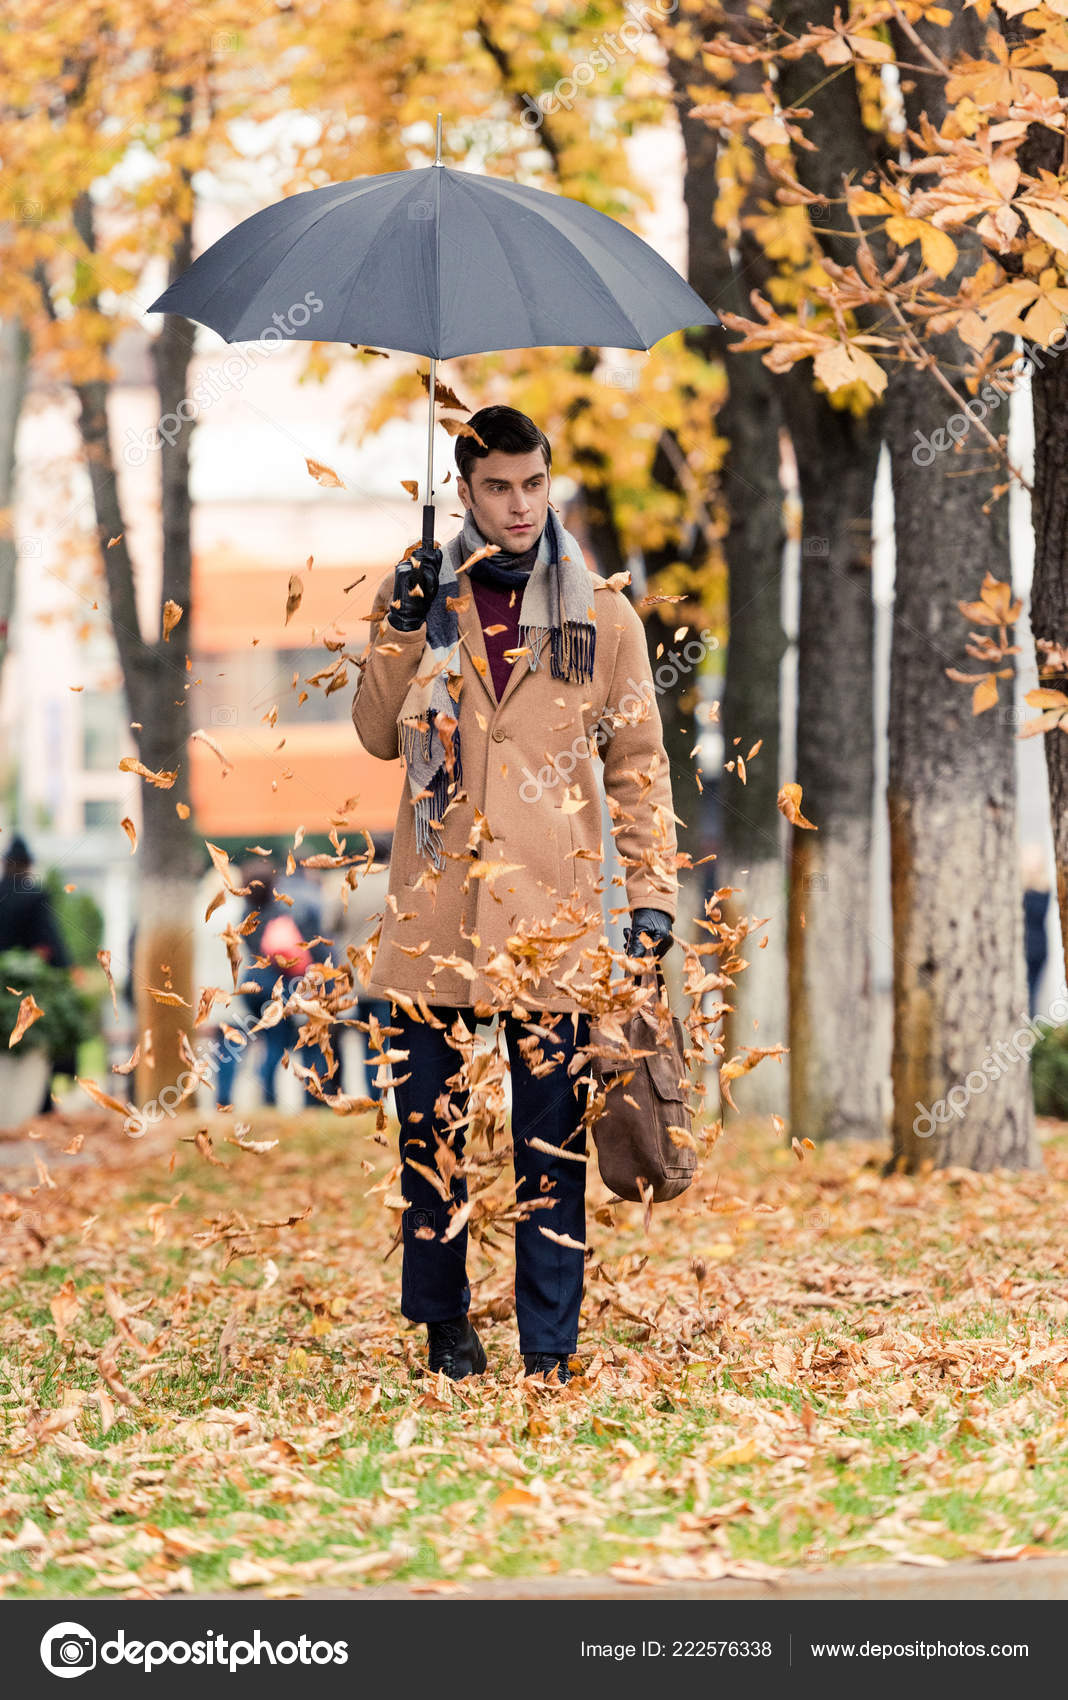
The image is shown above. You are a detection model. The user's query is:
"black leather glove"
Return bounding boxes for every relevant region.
[622,907,674,961]
[387,543,443,632]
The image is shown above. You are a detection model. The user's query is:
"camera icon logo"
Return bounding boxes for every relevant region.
[408,201,433,221]
[40,1622,97,1678]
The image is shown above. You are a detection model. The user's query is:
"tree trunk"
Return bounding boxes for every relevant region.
[1030,306,1068,990]
[0,315,30,681]
[1013,73,1068,991]
[883,8,1038,1172]
[885,385,1036,1170]
[786,412,881,1138]
[665,29,789,1118]
[774,0,887,1140]
[69,151,200,1105]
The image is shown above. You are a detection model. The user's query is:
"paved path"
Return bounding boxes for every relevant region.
[190,1556,1068,1601]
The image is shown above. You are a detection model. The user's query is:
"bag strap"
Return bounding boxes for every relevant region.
[636,955,670,1007]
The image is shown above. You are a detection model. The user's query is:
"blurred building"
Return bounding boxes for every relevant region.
[2,317,428,980]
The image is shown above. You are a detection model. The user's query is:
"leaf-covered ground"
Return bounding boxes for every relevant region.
[2,1106,1067,1597]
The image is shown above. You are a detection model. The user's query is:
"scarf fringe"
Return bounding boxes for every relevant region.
[523,620,595,682]
[403,709,462,874]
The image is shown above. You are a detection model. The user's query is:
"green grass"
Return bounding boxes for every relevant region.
[2,1113,1068,1594]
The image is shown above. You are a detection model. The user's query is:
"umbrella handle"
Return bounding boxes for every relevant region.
[421,503,436,552]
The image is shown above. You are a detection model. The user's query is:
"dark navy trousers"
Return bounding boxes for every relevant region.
[389,1003,591,1355]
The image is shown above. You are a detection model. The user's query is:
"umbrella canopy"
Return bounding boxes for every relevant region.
[150,163,717,358]
[149,129,719,546]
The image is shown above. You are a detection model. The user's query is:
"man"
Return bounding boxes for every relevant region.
[352,406,677,1383]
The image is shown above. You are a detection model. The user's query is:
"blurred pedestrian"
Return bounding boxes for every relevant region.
[329,832,393,1103]
[0,835,70,965]
[241,863,333,1106]
[1021,842,1051,1020]
[194,867,246,1109]
[0,835,74,1113]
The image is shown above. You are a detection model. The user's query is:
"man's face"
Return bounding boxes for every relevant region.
[457,448,550,554]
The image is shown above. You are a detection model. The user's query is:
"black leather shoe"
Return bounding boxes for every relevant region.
[523,1352,572,1385]
[427,1315,487,1379]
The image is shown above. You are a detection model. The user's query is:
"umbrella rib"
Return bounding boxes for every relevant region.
[468,175,650,350]
[444,173,539,351]
[433,162,443,353]
[319,175,435,351]
[173,176,389,335]
[237,175,415,343]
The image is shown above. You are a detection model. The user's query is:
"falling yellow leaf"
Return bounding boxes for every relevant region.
[538,1225,586,1251]
[119,757,177,789]
[77,1078,130,1116]
[778,782,816,829]
[97,949,118,1014]
[112,1044,140,1077]
[162,599,184,640]
[400,480,420,501]
[420,372,469,410]
[9,994,43,1048]
[191,728,233,774]
[120,817,137,853]
[305,457,344,488]
[285,575,304,624]
[438,418,486,447]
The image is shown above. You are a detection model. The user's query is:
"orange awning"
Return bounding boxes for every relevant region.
[190,722,402,837]
[192,551,381,653]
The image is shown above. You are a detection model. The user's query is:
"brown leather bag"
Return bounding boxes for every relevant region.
[588,960,696,1203]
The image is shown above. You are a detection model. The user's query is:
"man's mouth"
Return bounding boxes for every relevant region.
[508,523,532,532]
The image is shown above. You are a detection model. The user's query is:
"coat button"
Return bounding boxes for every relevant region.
[492,729,506,742]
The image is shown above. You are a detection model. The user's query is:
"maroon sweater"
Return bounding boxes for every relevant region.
[468,537,540,701]
[470,577,523,702]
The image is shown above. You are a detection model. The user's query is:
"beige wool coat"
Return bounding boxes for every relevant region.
[350,547,678,1014]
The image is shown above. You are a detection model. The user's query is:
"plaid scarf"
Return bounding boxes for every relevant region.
[397,505,596,869]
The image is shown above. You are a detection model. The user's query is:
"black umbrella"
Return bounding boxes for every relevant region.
[149,116,719,548]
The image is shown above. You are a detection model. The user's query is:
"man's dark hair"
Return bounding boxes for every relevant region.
[455,405,551,486]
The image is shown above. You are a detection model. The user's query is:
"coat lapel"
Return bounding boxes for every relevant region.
[494,632,548,712]
[454,585,496,707]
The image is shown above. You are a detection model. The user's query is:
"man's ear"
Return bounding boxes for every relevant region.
[457,476,471,511]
